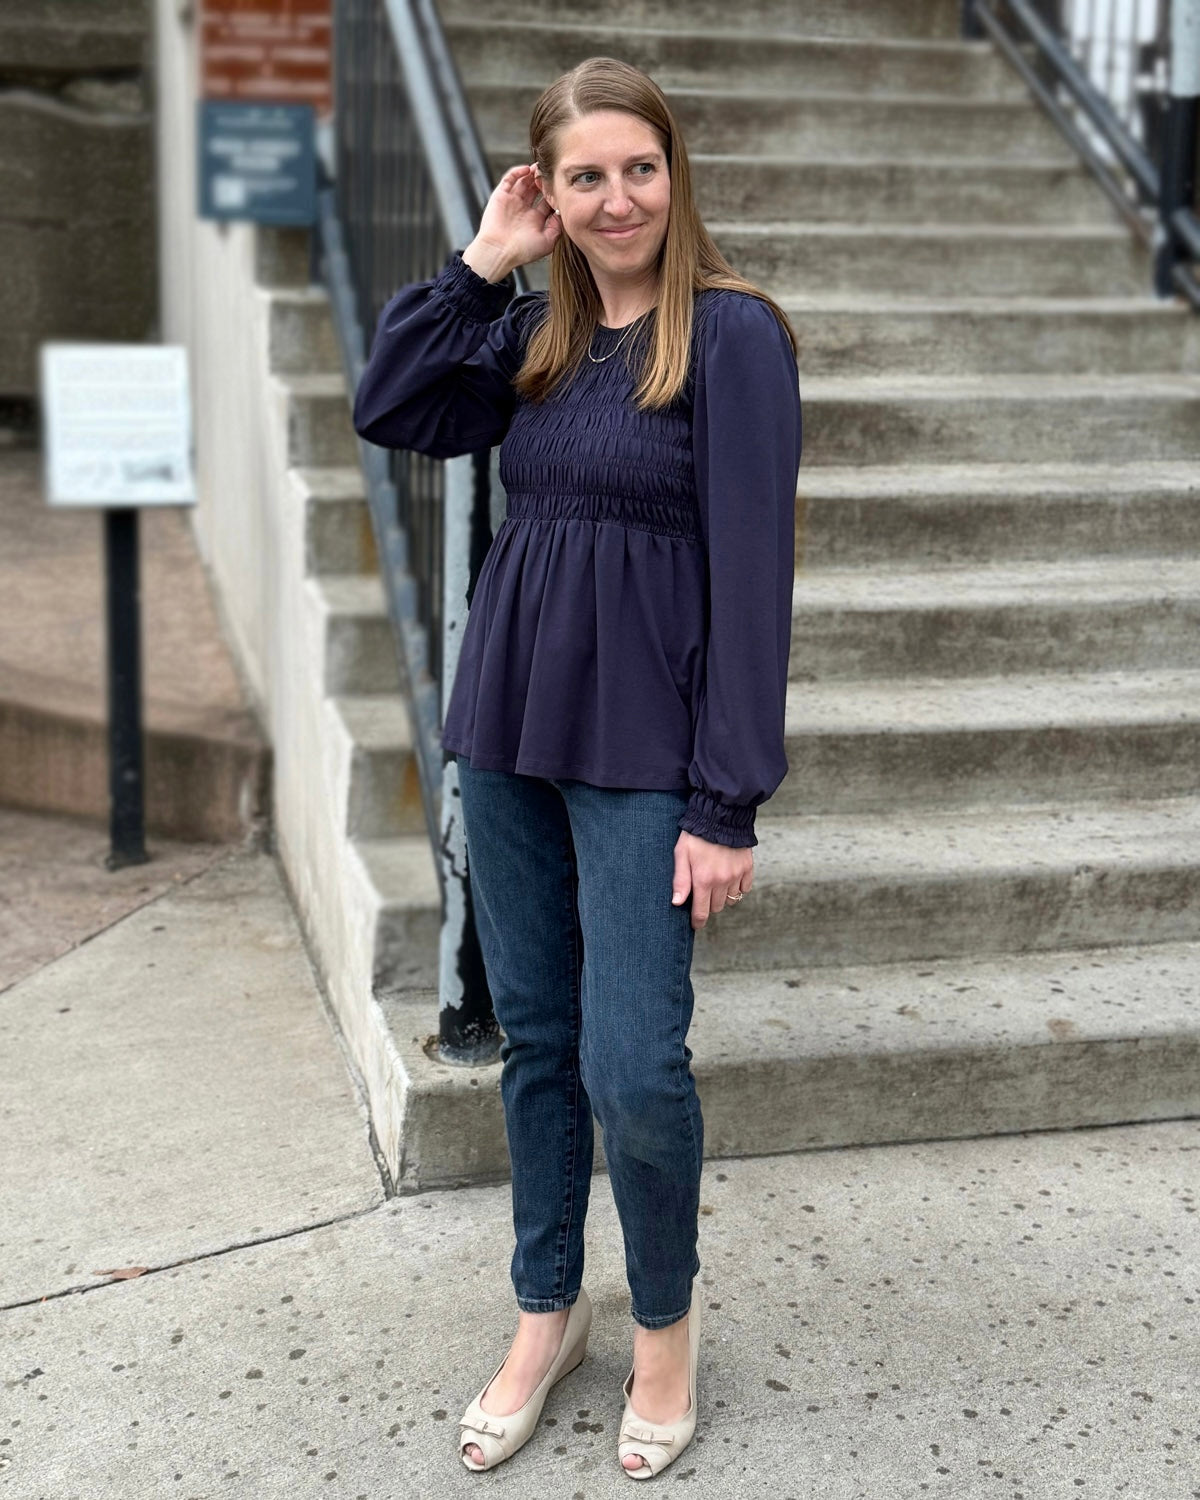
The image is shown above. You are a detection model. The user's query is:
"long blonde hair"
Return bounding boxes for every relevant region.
[513,56,798,411]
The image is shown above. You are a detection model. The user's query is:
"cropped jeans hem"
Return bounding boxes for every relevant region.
[515,1290,583,1314]
[630,1295,693,1331]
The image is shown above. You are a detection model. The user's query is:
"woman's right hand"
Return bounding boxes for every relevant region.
[463,163,562,284]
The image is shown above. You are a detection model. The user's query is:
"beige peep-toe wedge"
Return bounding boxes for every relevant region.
[458,1287,592,1471]
[616,1281,701,1480]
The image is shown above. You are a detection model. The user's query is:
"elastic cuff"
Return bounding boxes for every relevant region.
[432,248,515,325]
[678,789,758,848]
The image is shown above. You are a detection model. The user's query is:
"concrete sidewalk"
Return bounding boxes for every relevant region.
[2,822,1197,1499]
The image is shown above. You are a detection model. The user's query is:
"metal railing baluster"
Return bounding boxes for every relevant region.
[966,0,1199,306]
[317,0,533,1060]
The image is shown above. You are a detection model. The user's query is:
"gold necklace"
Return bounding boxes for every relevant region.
[587,309,653,363]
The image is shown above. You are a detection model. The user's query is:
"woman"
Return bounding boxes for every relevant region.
[353,56,802,1480]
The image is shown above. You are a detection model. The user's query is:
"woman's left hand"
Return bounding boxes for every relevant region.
[672,831,753,931]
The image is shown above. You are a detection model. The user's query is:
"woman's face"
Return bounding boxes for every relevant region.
[537,110,671,286]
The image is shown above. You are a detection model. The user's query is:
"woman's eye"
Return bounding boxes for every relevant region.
[632,163,654,175]
[572,172,599,186]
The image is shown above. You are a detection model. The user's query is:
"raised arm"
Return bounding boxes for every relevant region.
[352,250,545,459]
[678,293,803,849]
[353,162,562,458]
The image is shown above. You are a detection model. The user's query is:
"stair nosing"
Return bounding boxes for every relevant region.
[707,219,1135,240]
[784,669,1200,735]
[797,371,1199,394]
[757,794,1200,869]
[794,459,1200,491]
[792,555,1200,602]
[478,80,1061,109]
[449,17,1004,56]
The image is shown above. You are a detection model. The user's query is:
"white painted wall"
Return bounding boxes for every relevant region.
[153,0,280,721]
[150,0,424,1185]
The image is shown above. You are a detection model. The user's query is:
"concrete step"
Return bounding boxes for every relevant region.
[696,154,1115,229]
[453,22,1028,97]
[293,466,377,577]
[779,669,1200,814]
[692,940,1200,1153]
[353,835,442,992]
[0,696,270,845]
[439,0,963,42]
[331,694,425,838]
[472,84,1076,161]
[485,147,1114,228]
[271,373,357,468]
[380,938,1200,1183]
[791,557,1200,680]
[797,461,1200,568]
[254,225,312,290]
[302,455,1200,578]
[267,287,341,376]
[358,789,1200,983]
[507,225,1151,303]
[785,295,1200,378]
[314,547,1200,701]
[710,221,1147,298]
[799,371,1197,465]
[704,796,1200,971]
[312,574,397,694]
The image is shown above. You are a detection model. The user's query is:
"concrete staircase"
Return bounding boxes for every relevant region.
[288,0,1200,1187]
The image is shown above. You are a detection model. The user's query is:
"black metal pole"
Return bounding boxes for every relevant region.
[439,842,500,1061]
[436,446,501,1062]
[1157,95,1199,295]
[103,507,149,870]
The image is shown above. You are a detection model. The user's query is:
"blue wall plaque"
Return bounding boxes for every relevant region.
[197,100,316,225]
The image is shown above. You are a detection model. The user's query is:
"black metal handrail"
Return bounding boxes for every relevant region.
[964,0,1199,308]
[316,0,524,1060]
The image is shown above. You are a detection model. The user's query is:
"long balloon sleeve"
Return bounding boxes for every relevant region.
[678,295,803,849]
[352,249,544,459]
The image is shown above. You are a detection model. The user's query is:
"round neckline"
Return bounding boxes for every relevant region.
[595,307,656,333]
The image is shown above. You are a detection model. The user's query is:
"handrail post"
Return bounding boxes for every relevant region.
[438,452,501,1061]
[1157,0,1200,295]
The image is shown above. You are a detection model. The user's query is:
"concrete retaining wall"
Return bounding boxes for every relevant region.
[0,1,154,395]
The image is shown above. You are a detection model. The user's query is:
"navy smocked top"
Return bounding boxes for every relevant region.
[352,249,803,848]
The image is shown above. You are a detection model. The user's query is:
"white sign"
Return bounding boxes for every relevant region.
[41,343,196,508]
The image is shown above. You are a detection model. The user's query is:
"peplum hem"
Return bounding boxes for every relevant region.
[440,510,707,799]
[443,738,692,794]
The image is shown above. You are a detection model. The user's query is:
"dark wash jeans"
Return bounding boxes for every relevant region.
[455,753,704,1330]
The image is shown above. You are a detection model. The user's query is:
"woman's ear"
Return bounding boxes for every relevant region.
[534,167,554,211]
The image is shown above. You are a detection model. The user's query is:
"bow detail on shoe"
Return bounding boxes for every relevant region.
[460,1415,506,1438]
[621,1420,677,1446]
